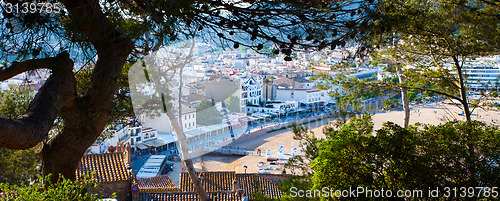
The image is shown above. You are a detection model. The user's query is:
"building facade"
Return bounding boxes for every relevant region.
[239,76,263,112]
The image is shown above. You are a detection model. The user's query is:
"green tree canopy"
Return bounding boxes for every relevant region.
[0,85,39,185]
[284,117,500,199]
[371,0,500,121]
[0,173,108,201]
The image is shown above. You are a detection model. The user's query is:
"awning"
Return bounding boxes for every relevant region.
[143,139,168,148]
[157,134,178,144]
[135,143,149,150]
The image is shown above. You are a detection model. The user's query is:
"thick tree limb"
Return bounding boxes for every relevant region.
[38,0,134,183]
[0,55,67,82]
[0,52,75,149]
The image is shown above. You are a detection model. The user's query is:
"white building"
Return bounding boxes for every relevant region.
[88,123,172,155]
[88,124,130,154]
[377,71,394,81]
[180,107,197,131]
[129,126,159,148]
[453,56,500,90]
[238,76,263,112]
[275,88,325,105]
[246,101,298,115]
[272,77,327,105]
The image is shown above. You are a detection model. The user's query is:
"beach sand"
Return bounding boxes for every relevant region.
[189,101,500,176]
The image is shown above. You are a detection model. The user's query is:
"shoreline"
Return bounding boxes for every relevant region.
[166,101,500,184]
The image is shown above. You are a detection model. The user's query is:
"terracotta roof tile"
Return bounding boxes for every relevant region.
[136,175,179,192]
[236,174,284,199]
[180,171,235,192]
[178,171,285,199]
[136,192,242,201]
[75,152,131,183]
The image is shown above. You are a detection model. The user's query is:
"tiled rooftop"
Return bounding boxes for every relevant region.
[75,152,131,183]
[136,175,179,192]
[236,174,285,199]
[180,171,236,192]
[136,191,242,201]
[178,171,285,200]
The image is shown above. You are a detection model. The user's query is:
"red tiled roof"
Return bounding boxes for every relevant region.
[179,171,285,199]
[75,152,131,183]
[236,174,285,199]
[136,191,242,201]
[136,175,179,192]
[180,171,235,192]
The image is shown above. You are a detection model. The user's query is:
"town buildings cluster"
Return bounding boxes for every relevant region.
[2,43,500,200]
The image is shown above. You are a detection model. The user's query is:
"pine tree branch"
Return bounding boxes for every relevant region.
[0,53,69,82]
[0,52,75,149]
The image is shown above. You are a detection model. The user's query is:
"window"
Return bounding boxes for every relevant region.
[136,137,141,142]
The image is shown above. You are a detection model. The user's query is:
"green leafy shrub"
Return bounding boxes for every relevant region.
[0,173,113,201]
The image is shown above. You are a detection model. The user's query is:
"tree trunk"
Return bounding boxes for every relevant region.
[39,0,134,183]
[165,110,209,201]
[397,67,410,128]
[171,42,209,201]
[452,57,475,186]
[393,36,410,128]
[453,56,471,121]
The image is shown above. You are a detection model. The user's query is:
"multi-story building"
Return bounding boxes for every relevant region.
[275,88,325,105]
[88,124,130,154]
[272,77,327,105]
[179,106,197,131]
[88,122,172,155]
[246,101,298,115]
[453,56,500,90]
[238,76,263,112]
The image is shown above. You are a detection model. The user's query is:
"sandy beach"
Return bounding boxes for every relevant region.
[169,101,500,184]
